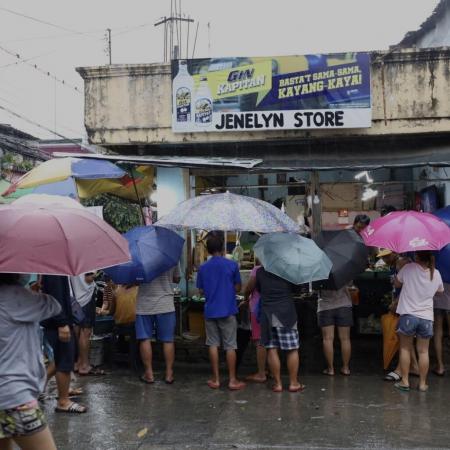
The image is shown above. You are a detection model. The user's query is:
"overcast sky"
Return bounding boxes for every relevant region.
[0,0,440,140]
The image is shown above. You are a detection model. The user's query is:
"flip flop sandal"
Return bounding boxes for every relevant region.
[140,376,154,384]
[322,369,334,376]
[245,374,267,383]
[228,382,246,391]
[271,384,283,393]
[207,380,220,389]
[432,369,445,377]
[55,402,87,414]
[340,370,351,376]
[164,379,175,385]
[288,384,306,393]
[384,371,401,381]
[418,385,429,392]
[78,368,106,377]
[394,382,410,392]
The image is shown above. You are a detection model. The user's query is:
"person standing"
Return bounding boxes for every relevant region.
[317,286,353,376]
[136,265,181,384]
[377,249,419,381]
[394,251,444,392]
[432,283,450,376]
[0,273,60,449]
[352,214,370,234]
[41,275,87,413]
[256,267,304,393]
[197,234,245,391]
[243,264,267,383]
[70,273,104,376]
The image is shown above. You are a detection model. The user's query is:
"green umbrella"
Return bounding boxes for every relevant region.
[254,232,332,285]
[0,177,51,203]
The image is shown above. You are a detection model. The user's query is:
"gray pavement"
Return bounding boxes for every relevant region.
[42,368,450,450]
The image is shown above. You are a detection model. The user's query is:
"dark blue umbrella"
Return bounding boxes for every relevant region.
[433,207,450,283]
[104,226,184,284]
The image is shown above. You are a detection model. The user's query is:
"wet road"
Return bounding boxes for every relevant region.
[43,367,450,450]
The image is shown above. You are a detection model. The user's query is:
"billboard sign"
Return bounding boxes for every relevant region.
[171,53,371,133]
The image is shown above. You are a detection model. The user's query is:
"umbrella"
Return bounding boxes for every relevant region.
[104,225,184,284]
[433,206,450,283]
[156,191,299,233]
[381,312,399,370]
[314,229,369,290]
[12,194,84,209]
[9,157,126,190]
[362,211,450,253]
[0,205,130,275]
[254,232,332,285]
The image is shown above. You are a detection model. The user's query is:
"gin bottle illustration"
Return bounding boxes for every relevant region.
[194,77,213,127]
[173,60,194,127]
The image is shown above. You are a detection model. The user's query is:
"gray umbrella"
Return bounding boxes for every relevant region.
[314,229,369,290]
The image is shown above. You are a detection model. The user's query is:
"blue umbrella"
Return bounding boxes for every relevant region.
[104,225,184,284]
[254,232,332,285]
[433,207,450,283]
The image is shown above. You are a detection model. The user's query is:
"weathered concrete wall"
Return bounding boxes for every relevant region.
[76,48,450,146]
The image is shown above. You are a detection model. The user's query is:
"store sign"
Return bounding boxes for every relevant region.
[171,53,371,133]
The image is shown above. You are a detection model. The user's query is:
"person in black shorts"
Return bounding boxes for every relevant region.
[41,275,87,414]
[317,287,353,376]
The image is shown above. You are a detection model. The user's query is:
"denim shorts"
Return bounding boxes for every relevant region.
[397,314,433,339]
[135,312,176,342]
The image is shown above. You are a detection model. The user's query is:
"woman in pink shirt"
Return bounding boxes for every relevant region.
[394,251,444,392]
[243,265,267,383]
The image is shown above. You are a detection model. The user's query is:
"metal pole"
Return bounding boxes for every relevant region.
[128,166,146,224]
[311,170,322,237]
[107,28,112,64]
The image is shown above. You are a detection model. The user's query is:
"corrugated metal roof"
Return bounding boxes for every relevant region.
[53,153,262,169]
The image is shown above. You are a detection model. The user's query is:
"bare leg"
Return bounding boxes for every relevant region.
[73,325,80,371]
[321,325,335,375]
[77,327,93,374]
[286,349,300,390]
[267,348,282,391]
[139,339,154,382]
[163,342,175,383]
[410,343,420,375]
[13,426,57,450]
[399,334,414,388]
[0,438,13,450]
[55,371,79,409]
[246,344,267,382]
[416,337,431,391]
[208,346,220,387]
[337,326,351,375]
[433,314,445,374]
[227,349,245,389]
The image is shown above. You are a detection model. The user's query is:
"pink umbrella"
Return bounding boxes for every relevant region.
[0,205,130,276]
[362,211,450,253]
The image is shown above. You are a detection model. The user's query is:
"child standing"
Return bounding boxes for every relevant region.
[197,234,245,390]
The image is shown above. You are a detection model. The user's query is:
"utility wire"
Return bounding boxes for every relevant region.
[0,45,81,93]
[0,6,94,36]
[0,103,95,152]
[0,50,58,69]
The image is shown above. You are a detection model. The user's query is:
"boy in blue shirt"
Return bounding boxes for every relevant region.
[197,234,246,391]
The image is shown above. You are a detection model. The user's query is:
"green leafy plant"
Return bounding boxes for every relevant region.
[82,194,142,233]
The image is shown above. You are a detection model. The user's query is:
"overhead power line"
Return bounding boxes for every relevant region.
[0,103,94,152]
[0,6,91,36]
[0,45,82,93]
